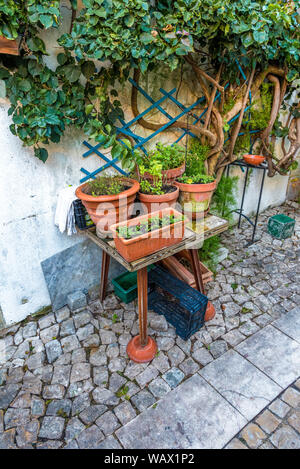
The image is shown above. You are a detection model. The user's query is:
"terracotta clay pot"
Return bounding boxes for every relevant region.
[138,164,185,184]
[174,180,217,220]
[0,36,19,55]
[110,208,187,262]
[205,301,216,321]
[75,178,140,234]
[138,186,179,214]
[243,154,265,166]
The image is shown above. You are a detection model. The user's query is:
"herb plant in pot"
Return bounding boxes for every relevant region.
[110,208,187,262]
[75,175,140,235]
[140,143,185,184]
[138,159,179,214]
[174,145,216,219]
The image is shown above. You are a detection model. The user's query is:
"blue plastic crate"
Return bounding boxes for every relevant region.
[148,266,208,340]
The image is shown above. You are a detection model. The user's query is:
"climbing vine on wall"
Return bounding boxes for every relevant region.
[0,0,299,178]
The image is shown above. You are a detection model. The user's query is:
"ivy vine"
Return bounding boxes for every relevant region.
[0,0,299,175]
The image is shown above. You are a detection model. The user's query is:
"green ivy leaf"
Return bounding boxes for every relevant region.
[57,53,68,65]
[19,80,31,92]
[28,60,43,77]
[111,143,123,159]
[34,147,48,163]
[85,104,94,115]
[0,68,10,80]
[81,61,96,79]
[287,69,298,82]
[27,37,46,53]
[253,30,268,44]
[140,33,154,45]
[62,64,81,83]
[242,33,254,48]
[39,14,53,29]
[58,34,74,49]
[124,15,135,27]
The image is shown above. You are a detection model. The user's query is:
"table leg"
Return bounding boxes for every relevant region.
[100,251,110,302]
[137,267,148,347]
[189,249,206,295]
[189,249,216,322]
[126,267,157,363]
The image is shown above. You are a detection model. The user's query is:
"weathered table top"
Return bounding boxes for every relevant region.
[82,214,228,272]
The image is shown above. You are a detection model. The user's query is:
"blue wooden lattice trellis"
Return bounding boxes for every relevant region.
[80,79,223,183]
[80,61,259,183]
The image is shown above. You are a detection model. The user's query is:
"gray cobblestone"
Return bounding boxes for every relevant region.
[148,377,171,398]
[131,389,156,412]
[96,410,120,435]
[114,401,136,425]
[162,367,184,389]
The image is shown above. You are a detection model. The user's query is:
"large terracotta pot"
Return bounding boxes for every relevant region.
[174,180,217,220]
[110,208,187,262]
[75,178,140,235]
[138,164,185,184]
[138,186,179,214]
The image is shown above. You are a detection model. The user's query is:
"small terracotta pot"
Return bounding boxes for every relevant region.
[138,164,185,184]
[138,186,179,214]
[243,154,265,166]
[205,301,216,321]
[110,207,186,262]
[0,36,19,55]
[75,178,140,234]
[174,180,217,220]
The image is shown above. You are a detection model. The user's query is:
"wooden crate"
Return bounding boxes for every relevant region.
[0,36,19,55]
[160,252,213,289]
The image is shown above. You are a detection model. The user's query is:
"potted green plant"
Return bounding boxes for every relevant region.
[174,143,216,219]
[110,208,187,262]
[75,175,140,234]
[139,143,185,183]
[138,159,179,213]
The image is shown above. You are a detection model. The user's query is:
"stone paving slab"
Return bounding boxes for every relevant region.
[116,374,247,449]
[273,307,300,344]
[199,350,282,420]
[236,325,300,389]
[226,378,300,449]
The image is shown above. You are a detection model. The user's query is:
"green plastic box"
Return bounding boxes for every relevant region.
[268,214,295,240]
[112,265,154,304]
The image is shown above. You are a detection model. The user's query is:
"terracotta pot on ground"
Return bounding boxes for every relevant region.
[243,154,265,166]
[138,164,185,184]
[174,180,217,220]
[205,301,216,321]
[75,178,140,235]
[138,185,179,214]
[110,208,187,262]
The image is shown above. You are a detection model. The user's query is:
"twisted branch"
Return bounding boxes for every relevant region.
[131,69,217,146]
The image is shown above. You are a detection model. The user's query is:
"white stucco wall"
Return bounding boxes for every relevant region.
[229,164,289,219]
[0,3,290,326]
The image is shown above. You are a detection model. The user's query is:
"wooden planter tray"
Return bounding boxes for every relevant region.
[0,36,19,55]
[160,251,213,289]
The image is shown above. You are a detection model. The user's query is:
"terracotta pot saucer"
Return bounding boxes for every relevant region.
[127,336,157,363]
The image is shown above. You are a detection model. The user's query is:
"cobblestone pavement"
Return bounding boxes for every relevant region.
[0,201,299,449]
[226,379,300,449]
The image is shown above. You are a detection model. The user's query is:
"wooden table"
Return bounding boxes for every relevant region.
[83,214,228,362]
